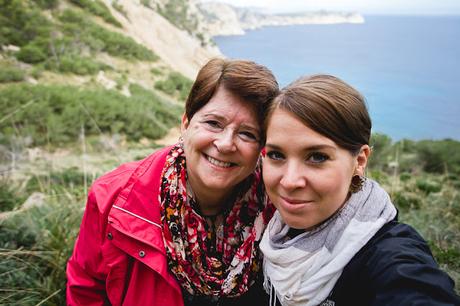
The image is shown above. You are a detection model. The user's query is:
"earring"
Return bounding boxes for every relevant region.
[349,174,365,193]
[178,136,184,148]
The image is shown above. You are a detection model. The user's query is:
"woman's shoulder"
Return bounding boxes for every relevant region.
[88,146,172,211]
[355,220,440,278]
[333,220,460,305]
[367,220,430,254]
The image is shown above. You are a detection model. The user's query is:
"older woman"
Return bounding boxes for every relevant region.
[260,75,460,306]
[66,58,279,306]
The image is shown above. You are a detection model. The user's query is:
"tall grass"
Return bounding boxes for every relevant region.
[0,169,88,305]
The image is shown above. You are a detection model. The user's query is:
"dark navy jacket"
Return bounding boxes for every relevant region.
[324,221,459,305]
[273,220,460,306]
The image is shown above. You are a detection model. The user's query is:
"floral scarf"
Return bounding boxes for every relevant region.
[160,144,275,297]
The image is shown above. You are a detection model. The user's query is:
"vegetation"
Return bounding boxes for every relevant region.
[58,9,158,62]
[0,83,181,146]
[0,1,158,77]
[0,0,53,48]
[154,71,193,101]
[0,131,459,305]
[0,61,26,83]
[69,0,122,27]
[367,135,460,292]
[112,0,128,19]
[0,169,87,305]
[156,0,209,46]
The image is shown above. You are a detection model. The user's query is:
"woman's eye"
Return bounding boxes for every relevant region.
[204,120,221,128]
[266,151,284,161]
[239,131,259,142]
[308,152,329,163]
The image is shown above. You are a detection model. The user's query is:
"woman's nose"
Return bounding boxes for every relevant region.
[280,162,306,190]
[214,129,237,153]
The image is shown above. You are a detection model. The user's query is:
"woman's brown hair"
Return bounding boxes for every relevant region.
[268,74,371,154]
[185,58,279,132]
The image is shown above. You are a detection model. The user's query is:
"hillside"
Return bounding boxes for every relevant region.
[0,0,222,151]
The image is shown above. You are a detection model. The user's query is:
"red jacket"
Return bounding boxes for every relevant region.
[67,146,184,306]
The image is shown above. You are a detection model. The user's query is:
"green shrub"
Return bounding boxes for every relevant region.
[0,181,24,212]
[429,243,460,270]
[0,64,25,83]
[399,172,412,182]
[416,140,460,175]
[59,9,158,61]
[150,67,163,75]
[69,0,122,27]
[157,0,198,33]
[368,169,389,185]
[45,55,110,75]
[154,71,192,101]
[112,1,128,18]
[127,83,182,138]
[392,191,421,210]
[368,133,393,169]
[31,65,45,79]
[32,0,59,9]
[0,0,52,47]
[416,178,442,194]
[16,44,47,63]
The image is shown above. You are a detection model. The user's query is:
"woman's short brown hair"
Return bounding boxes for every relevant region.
[268,74,371,154]
[185,58,279,133]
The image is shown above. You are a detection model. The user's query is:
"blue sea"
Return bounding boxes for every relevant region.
[214,15,460,141]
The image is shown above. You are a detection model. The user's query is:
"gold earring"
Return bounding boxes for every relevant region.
[349,174,365,193]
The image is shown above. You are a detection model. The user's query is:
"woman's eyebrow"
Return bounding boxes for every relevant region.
[265,143,336,151]
[305,144,336,151]
[202,113,225,120]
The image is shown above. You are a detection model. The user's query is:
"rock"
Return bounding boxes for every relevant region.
[96,71,117,90]
[2,45,20,52]
[26,147,44,162]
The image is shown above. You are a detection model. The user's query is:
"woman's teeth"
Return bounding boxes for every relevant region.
[206,155,233,168]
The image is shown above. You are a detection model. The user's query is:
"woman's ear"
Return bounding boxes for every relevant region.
[181,113,189,134]
[355,145,371,176]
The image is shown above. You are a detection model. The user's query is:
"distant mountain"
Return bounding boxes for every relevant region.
[197,2,365,36]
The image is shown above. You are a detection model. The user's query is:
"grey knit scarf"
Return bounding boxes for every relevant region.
[260,179,397,306]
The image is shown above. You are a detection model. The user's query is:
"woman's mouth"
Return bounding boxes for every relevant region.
[279,196,313,212]
[205,154,236,168]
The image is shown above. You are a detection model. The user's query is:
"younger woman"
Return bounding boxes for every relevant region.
[260,75,460,305]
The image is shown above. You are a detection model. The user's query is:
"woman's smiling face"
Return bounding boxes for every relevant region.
[263,108,368,230]
[181,85,262,213]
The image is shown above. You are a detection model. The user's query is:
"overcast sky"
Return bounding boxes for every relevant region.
[206,0,460,15]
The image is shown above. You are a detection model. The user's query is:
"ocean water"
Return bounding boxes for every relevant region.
[214,15,460,141]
